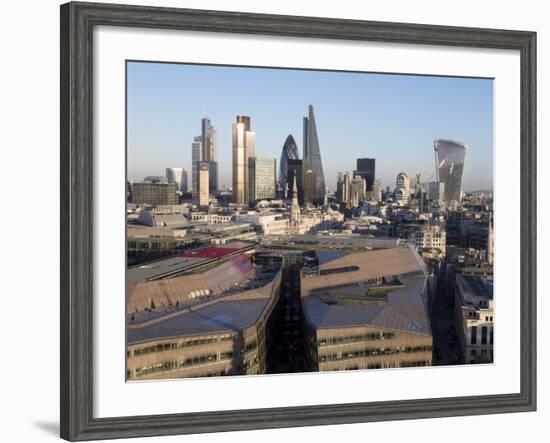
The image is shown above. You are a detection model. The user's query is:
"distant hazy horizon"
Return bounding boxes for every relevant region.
[127,61,493,192]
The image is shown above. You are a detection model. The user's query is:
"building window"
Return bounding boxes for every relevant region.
[481,326,488,345]
[490,327,494,345]
[471,326,477,345]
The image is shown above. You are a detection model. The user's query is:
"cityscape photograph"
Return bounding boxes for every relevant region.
[126,61,494,381]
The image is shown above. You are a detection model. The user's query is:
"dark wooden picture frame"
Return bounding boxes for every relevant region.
[60,1,537,441]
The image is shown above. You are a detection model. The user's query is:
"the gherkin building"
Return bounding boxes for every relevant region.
[303,105,326,205]
[279,134,300,198]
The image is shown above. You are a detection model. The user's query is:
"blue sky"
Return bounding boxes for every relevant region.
[127,61,493,191]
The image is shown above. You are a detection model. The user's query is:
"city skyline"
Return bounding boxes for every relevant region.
[127,61,493,191]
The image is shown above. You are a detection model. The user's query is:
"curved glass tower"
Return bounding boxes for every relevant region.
[434,138,467,208]
[279,134,300,198]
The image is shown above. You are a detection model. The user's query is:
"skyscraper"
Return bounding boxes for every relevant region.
[180,169,188,193]
[350,175,366,207]
[232,116,256,204]
[336,172,352,207]
[201,117,218,193]
[165,167,185,193]
[303,169,317,205]
[303,105,326,205]
[248,157,276,203]
[201,117,217,162]
[434,138,467,208]
[428,181,445,205]
[279,134,300,198]
[191,136,202,197]
[355,158,376,192]
[198,162,210,207]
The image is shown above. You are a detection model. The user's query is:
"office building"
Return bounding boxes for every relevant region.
[434,138,467,208]
[191,136,202,197]
[336,172,352,207]
[303,105,326,204]
[355,158,375,192]
[248,157,277,202]
[127,254,283,379]
[350,175,367,207]
[301,246,433,371]
[303,169,317,205]
[454,275,494,364]
[201,117,217,162]
[198,162,210,207]
[165,167,187,193]
[143,175,165,183]
[411,224,446,253]
[201,117,218,193]
[428,181,445,205]
[279,134,300,198]
[232,115,256,203]
[132,181,178,206]
[372,180,382,202]
[395,172,411,204]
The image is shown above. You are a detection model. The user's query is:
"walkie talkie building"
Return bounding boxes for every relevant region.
[434,138,467,208]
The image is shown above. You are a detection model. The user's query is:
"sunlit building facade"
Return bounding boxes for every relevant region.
[434,138,467,208]
[303,105,326,205]
[232,116,256,204]
[249,157,277,202]
[301,246,433,372]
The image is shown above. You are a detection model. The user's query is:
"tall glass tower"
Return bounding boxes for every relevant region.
[201,117,218,193]
[279,134,300,198]
[232,116,256,204]
[355,158,376,192]
[303,105,326,205]
[191,136,202,198]
[434,138,467,208]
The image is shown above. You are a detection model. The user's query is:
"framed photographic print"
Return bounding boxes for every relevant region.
[60,1,537,441]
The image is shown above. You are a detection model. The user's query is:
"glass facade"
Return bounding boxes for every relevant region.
[434,138,467,208]
[279,134,300,198]
[355,158,376,192]
[249,157,277,202]
[191,136,202,197]
[303,105,326,205]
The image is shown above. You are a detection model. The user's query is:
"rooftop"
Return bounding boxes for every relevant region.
[456,274,494,305]
[127,242,255,284]
[301,246,431,335]
[127,258,282,345]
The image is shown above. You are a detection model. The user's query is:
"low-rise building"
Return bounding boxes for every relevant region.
[234,213,290,235]
[132,182,178,206]
[300,246,433,372]
[411,224,446,253]
[454,275,494,364]
[127,254,282,379]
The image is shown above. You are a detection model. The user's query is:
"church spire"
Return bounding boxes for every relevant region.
[290,170,301,225]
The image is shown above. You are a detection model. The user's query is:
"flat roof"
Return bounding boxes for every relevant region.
[127,241,255,284]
